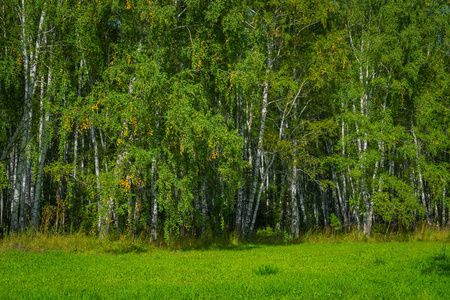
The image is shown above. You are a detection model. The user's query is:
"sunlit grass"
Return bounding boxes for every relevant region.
[0,233,449,299]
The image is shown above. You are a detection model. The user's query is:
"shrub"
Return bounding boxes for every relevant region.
[254,226,292,244]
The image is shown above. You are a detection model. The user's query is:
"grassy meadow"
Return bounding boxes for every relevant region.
[0,231,449,299]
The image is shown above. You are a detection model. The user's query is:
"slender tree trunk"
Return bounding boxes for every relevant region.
[151,193,158,241]
[434,201,439,227]
[32,69,51,229]
[74,61,82,179]
[363,161,378,237]
[127,176,133,234]
[340,101,350,228]
[19,152,30,231]
[81,129,87,207]
[290,158,300,238]
[313,193,319,228]
[289,121,300,237]
[194,184,200,234]
[298,175,309,230]
[133,187,141,239]
[321,188,329,227]
[90,124,103,238]
[13,0,30,233]
[332,167,347,227]
[8,149,16,233]
[412,129,430,225]
[201,175,208,233]
[112,205,119,236]
[235,182,243,232]
[12,129,26,233]
[1,189,3,233]
[151,158,158,241]
[249,155,274,237]
[235,92,244,233]
[442,182,446,227]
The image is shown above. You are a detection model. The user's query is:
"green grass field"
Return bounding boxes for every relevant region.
[0,239,449,299]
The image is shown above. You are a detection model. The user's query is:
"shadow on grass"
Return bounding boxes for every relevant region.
[421,246,450,277]
[177,243,261,252]
[175,237,305,252]
[103,245,147,255]
[95,239,148,255]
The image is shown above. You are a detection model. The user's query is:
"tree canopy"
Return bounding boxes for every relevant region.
[1,0,449,240]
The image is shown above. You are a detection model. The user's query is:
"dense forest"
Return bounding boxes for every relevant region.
[0,0,449,241]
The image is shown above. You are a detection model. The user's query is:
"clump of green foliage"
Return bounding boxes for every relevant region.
[254,226,292,244]
[253,265,280,276]
[330,213,342,235]
[373,256,386,266]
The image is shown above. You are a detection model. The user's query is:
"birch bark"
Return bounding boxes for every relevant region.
[151,158,158,241]
[412,129,430,225]
[90,124,103,237]
[243,41,272,236]
[31,70,51,228]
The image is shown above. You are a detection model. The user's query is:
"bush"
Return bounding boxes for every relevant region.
[254,226,292,244]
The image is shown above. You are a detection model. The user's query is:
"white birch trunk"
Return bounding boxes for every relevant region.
[90,124,103,237]
[19,152,30,231]
[31,71,51,228]
[249,154,274,237]
[81,129,87,206]
[14,0,47,232]
[235,92,244,233]
[412,129,430,225]
[244,46,272,236]
[442,182,446,227]
[235,182,243,232]
[11,142,24,233]
[290,157,300,238]
[151,160,158,241]
[133,190,140,239]
[321,188,329,227]
[150,183,158,242]
[297,178,309,230]
[74,59,83,179]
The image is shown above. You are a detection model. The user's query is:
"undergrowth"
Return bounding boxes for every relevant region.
[0,224,449,253]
